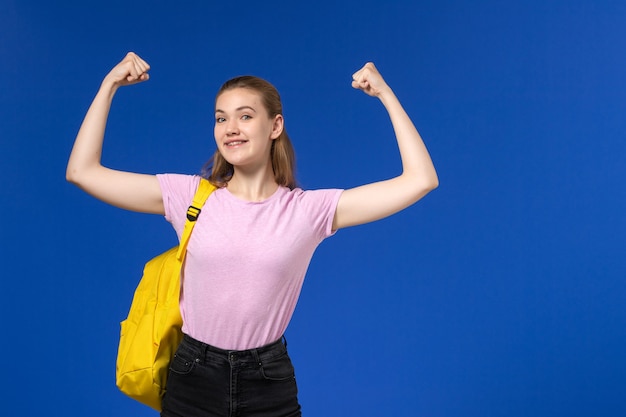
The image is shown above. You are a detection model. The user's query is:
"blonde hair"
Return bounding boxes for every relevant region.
[202,76,297,189]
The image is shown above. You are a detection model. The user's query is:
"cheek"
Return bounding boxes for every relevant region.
[214,125,222,141]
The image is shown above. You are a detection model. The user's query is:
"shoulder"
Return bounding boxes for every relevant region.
[294,187,344,200]
[157,174,203,222]
[157,174,201,197]
[280,187,344,211]
[281,188,344,238]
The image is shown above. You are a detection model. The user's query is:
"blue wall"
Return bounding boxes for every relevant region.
[1,1,625,415]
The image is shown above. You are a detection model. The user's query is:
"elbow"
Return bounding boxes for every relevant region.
[416,166,439,189]
[393,169,439,206]
[66,165,80,185]
[424,166,439,192]
[420,176,439,197]
[429,174,439,191]
[66,164,90,187]
[408,171,438,202]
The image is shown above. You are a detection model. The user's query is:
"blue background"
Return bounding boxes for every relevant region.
[1,1,625,416]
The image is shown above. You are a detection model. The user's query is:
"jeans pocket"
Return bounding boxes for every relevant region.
[260,352,296,381]
[169,351,197,376]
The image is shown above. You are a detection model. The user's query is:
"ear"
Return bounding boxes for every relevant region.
[270,114,284,140]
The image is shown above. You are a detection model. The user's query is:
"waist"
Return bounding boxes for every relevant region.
[181,333,288,364]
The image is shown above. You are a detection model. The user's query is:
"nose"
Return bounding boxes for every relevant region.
[225,119,239,135]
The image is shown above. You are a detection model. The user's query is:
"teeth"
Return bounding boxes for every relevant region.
[227,141,246,146]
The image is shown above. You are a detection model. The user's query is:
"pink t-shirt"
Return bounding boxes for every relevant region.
[157,174,343,350]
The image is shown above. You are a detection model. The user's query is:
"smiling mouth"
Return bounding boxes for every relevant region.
[225,140,249,147]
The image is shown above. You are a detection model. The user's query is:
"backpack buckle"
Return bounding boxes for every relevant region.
[186,205,201,221]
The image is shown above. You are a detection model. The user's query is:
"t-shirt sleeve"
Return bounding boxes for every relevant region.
[156,173,201,238]
[299,188,344,242]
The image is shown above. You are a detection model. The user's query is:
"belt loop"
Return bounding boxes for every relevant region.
[252,347,262,367]
[199,339,208,363]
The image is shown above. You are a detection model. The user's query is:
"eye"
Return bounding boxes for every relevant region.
[216,117,226,123]
[241,114,252,120]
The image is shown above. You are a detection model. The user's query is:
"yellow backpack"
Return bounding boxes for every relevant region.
[115,178,216,411]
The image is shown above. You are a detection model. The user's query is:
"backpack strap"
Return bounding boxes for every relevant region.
[176,178,216,261]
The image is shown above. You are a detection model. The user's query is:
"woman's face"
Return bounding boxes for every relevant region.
[214,88,283,169]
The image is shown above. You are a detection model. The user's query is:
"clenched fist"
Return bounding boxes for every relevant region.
[351,62,390,97]
[103,52,151,88]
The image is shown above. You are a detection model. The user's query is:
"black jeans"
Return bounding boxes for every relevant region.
[161,334,302,417]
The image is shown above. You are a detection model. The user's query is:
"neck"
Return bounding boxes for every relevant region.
[227,165,278,202]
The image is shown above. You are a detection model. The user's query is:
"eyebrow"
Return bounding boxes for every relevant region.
[215,106,258,114]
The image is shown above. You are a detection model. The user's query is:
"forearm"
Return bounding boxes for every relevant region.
[66,81,118,183]
[378,88,438,189]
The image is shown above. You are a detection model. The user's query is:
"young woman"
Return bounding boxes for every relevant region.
[67,52,438,417]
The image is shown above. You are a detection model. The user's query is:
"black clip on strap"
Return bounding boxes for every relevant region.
[187,205,201,221]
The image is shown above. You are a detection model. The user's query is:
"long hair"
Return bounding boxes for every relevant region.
[202,76,297,189]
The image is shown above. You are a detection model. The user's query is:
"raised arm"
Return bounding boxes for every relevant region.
[66,52,164,215]
[332,63,438,230]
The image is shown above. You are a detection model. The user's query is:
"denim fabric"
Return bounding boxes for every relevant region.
[161,334,301,417]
